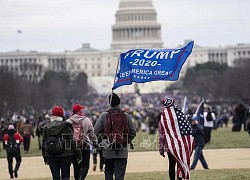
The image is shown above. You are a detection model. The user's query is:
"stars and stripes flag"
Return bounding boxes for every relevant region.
[160,105,194,179]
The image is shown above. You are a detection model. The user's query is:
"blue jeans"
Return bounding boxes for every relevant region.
[190,146,208,170]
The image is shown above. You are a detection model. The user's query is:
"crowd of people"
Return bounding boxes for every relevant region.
[0,92,249,179]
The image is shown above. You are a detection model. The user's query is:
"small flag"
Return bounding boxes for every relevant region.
[182,96,188,114]
[193,100,205,126]
[112,41,194,90]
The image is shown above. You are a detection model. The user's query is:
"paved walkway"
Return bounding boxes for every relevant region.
[0,148,250,179]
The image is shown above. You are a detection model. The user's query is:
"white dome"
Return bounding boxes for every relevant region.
[111,0,163,50]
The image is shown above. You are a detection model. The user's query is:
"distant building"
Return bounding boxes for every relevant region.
[0,0,250,93]
[111,0,163,49]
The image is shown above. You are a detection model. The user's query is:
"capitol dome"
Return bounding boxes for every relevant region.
[111,0,163,50]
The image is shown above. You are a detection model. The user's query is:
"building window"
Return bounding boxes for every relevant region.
[85,64,87,69]
[108,63,111,68]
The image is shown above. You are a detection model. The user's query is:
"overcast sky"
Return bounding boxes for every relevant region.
[0,0,250,52]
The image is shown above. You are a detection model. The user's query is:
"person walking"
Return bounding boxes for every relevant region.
[94,93,137,180]
[190,116,209,170]
[42,106,82,180]
[204,107,216,144]
[4,125,23,178]
[36,114,49,150]
[20,119,34,153]
[158,97,194,180]
[91,113,105,172]
[0,120,8,150]
[234,103,247,131]
[66,103,98,180]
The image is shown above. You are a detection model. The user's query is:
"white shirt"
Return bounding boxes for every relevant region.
[204,111,216,127]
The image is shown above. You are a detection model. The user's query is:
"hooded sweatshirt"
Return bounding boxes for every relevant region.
[66,114,97,146]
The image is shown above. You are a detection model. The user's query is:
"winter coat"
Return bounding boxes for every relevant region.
[192,124,205,148]
[94,106,136,159]
[66,114,97,145]
[204,111,216,128]
[4,130,23,144]
[20,123,34,138]
[4,129,23,154]
[42,116,81,162]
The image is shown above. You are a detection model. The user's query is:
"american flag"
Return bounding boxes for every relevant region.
[160,105,194,179]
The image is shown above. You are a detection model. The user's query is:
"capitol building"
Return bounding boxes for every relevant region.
[0,0,250,94]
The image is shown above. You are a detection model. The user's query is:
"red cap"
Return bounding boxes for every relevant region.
[52,106,64,117]
[72,104,85,114]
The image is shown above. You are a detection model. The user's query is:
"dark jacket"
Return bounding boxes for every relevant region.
[94,106,136,159]
[192,124,205,147]
[42,116,81,162]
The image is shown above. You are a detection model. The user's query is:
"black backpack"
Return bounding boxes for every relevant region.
[44,133,65,156]
[206,112,213,121]
[6,134,19,154]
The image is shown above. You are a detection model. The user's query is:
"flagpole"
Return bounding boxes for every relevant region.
[17,31,19,51]
[16,30,21,51]
[109,52,121,107]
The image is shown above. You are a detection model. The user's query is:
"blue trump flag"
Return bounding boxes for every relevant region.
[112,41,194,90]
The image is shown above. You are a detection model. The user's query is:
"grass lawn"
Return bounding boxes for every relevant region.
[86,169,250,180]
[0,127,249,158]
[35,169,250,180]
[131,127,250,151]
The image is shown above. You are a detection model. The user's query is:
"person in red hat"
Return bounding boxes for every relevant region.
[42,106,82,180]
[4,125,23,178]
[67,103,98,180]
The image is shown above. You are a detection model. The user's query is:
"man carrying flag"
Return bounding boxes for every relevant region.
[158,97,194,180]
[190,100,209,170]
